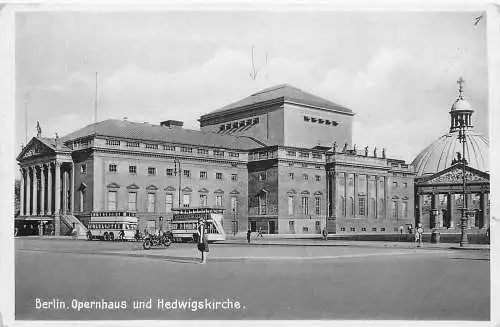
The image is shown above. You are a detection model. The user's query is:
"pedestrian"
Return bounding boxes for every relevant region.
[197,224,209,264]
[322,227,328,241]
[247,229,252,243]
[399,225,404,235]
[257,227,264,238]
[415,223,424,248]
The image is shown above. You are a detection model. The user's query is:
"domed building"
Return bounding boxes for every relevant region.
[412,78,490,232]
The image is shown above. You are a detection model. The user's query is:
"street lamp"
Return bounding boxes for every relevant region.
[457,118,469,247]
[173,159,181,208]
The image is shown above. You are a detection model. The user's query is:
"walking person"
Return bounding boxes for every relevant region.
[197,222,209,264]
[415,223,424,248]
[257,227,264,239]
[322,227,328,241]
[247,229,252,243]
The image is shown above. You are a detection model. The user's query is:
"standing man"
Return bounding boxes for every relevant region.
[247,229,252,244]
[415,223,424,248]
[197,220,209,264]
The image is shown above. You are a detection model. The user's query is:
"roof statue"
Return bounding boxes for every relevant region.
[364,146,369,157]
[55,132,59,146]
[36,121,42,137]
[382,148,386,159]
[332,141,337,153]
[342,143,348,153]
[373,146,378,158]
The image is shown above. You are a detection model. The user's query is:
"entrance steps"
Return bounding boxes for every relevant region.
[59,214,88,238]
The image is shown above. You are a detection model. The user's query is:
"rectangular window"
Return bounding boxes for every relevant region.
[392,182,398,189]
[80,164,87,174]
[108,191,117,211]
[301,197,309,215]
[299,152,309,158]
[128,192,137,211]
[215,194,223,207]
[392,201,398,219]
[315,197,321,215]
[126,141,140,147]
[286,150,296,157]
[106,139,120,146]
[315,175,321,182]
[145,143,158,149]
[199,194,208,206]
[288,196,294,215]
[163,145,176,151]
[216,172,223,180]
[200,171,208,179]
[230,196,238,215]
[350,227,356,232]
[129,165,137,174]
[259,172,266,181]
[166,168,173,176]
[182,194,191,207]
[181,147,193,153]
[214,150,225,157]
[229,152,240,158]
[109,164,117,172]
[147,193,156,212]
[359,197,366,216]
[289,173,294,179]
[259,193,267,215]
[183,170,191,178]
[303,174,309,181]
[165,194,173,212]
[229,174,237,181]
[197,148,209,155]
[402,201,408,218]
[148,167,156,176]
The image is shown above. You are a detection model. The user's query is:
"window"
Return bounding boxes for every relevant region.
[216,172,223,180]
[303,226,309,232]
[370,198,376,217]
[200,171,208,179]
[402,201,408,218]
[181,147,193,153]
[229,152,239,158]
[214,150,224,157]
[199,194,208,206]
[106,139,120,146]
[381,227,386,232]
[197,148,209,155]
[215,194,223,207]
[349,197,354,216]
[148,167,156,176]
[288,196,294,215]
[303,174,309,181]
[259,193,267,215]
[315,175,321,182]
[259,172,266,181]
[182,194,191,207]
[287,150,296,157]
[340,227,346,232]
[301,196,309,215]
[315,197,321,215]
[166,168,173,176]
[163,145,176,151]
[128,192,137,211]
[289,173,294,179]
[108,191,117,210]
[362,227,367,232]
[109,164,117,172]
[80,164,87,174]
[403,182,408,188]
[147,193,156,212]
[392,182,398,189]
[79,189,86,211]
[312,153,322,159]
[358,197,366,216]
[299,152,309,158]
[392,201,398,219]
[379,199,385,216]
[145,143,158,149]
[289,221,295,233]
[165,194,173,212]
[231,174,238,181]
[129,165,137,174]
[350,227,356,232]
[183,170,191,178]
[340,196,346,216]
[230,196,238,215]
[372,227,377,232]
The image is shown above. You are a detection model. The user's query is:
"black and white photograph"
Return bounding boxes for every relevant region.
[0,2,498,326]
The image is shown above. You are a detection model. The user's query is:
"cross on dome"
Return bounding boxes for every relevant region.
[457,77,465,99]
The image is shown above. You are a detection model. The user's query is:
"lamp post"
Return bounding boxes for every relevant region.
[174,159,181,208]
[457,119,469,247]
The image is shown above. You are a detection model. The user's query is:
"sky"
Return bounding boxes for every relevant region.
[15,10,488,163]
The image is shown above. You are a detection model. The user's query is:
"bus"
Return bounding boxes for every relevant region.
[87,211,138,241]
[171,207,226,242]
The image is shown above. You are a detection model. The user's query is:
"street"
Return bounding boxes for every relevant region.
[15,238,490,320]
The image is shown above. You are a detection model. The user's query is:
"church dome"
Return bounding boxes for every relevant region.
[412,131,489,177]
[412,77,489,177]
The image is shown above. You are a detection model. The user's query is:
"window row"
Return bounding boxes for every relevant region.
[108,164,238,181]
[288,172,321,182]
[104,190,236,212]
[285,195,322,216]
[219,117,260,131]
[339,227,388,232]
[303,115,338,126]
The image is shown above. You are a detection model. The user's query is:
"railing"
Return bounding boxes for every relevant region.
[90,211,137,217]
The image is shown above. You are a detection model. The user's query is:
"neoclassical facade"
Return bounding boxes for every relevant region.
[16,84,415,236]
[412,79,490,231]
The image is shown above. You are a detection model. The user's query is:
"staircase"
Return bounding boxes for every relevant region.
[60,214,88,239]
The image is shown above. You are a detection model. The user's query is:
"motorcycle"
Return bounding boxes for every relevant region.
[143,231,173,250]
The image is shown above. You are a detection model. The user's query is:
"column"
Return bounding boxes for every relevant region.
[26,167,31,215]
[447,193,455,228]
[353,173,358,218]
[344,173,347,217]
[331,172,337,219]
[62,169,67,214]
[431,193,440,228]
[384,176,389,220]
[33,165,38,216]
[40,165,45,215]
[70,163,75,214]
[54,162,61,236]
[366,176,369,217]
[19,168,25,216]
[467,193,474,228]
[375,176,379,219]
[480,192,489,229]
[417,193,423,226]
[47,163,52,215]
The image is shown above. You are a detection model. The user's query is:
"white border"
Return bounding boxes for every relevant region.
[0,1,498,327]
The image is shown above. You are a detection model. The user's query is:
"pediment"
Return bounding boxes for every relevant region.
[127,183,140,190]
[107,182,120,188]
[146,184,158,191]
[17,138,55,161]
[164,186,176,192]
[419,164,489,185]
